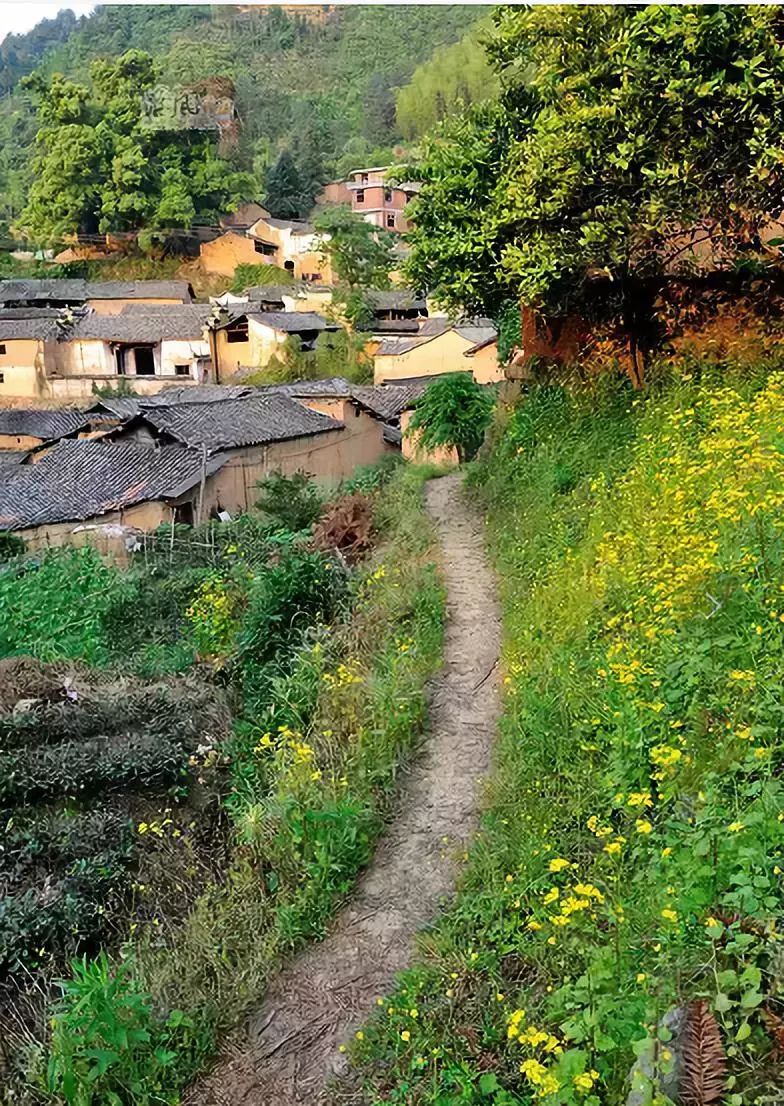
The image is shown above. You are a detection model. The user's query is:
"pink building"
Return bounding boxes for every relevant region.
[318,168,420,233]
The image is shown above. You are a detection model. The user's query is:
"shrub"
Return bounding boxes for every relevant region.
[339,453,402,496]
[0,533,24,562]
[408,373,495,462]
[255,470,323,532]
[229,262,295,293]
[235,548,349,709]
[44,953,202,1106]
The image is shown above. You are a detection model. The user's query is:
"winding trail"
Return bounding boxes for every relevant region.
[187,472,501,1106]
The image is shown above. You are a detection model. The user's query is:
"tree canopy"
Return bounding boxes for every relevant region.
[395,20,497,140]
[312,205,394,289]
[20,50,254,244]
[405,6,784,377]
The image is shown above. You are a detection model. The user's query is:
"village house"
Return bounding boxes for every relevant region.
[318,168,420,233]
[0,438,228,554]
[261,377,402,468]
[210,309,335,378]
[108,393,364,515]
[362,290,428,333]
[0,407,91,451]
[212,283,334,315]
[0,279,194,313]
[372,317,501,385]
[0,306,215,403]
[200,215,333,282]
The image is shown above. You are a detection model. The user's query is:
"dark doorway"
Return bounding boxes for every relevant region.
[134,347,155,376]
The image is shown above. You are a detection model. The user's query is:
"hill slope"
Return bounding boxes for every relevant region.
[0,4,485,226]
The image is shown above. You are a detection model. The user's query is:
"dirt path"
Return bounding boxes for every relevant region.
[187,472,500,1106]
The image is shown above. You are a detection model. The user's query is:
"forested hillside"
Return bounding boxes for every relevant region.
[0,3,484,230]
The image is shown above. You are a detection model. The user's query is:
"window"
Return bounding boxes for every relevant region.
[174,364,191,377]
[386,214,396,229]
[384,189,392,203]
[133,346,155,376]
[0,344,6,355]
[356,189,365,204]
[226,319,249,344]
[0,372,4,384]
[254,239,276,255]
[284,260,295,273]
[303,272,322,283]
[360,172,368,183]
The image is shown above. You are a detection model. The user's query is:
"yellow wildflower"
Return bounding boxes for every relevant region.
[548,858,570,873]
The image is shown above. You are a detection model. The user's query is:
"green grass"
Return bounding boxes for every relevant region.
[339,362,784,1105]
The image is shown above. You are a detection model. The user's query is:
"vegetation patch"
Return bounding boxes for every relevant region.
[339,361,784,1105]
[2,462,444,1106]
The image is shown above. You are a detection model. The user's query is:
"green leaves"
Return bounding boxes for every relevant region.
[20,49,253,243]
[408,373,495,463]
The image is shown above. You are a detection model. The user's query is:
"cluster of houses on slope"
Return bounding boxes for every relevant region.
[0,379,440,556]
[198,168,418,280]
[0,279,502,404]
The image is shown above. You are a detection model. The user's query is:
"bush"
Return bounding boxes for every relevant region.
[255,470,323,532]
[44,953,203,1106]
[340,453,403,496]
[0,532,24,563]
[229,262,295,294]
[408,373,495,462]
[235,548,349,709]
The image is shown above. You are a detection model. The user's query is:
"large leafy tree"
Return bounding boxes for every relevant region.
[407,6,784,381]
[312,205,394,288]
[20,50,254,245]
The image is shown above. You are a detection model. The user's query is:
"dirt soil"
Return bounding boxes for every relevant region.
[186,472,501,1106]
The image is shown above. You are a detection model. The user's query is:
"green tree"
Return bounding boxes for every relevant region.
[264,150,305,220]
[403,103,511,317]
[396,21,497,140]
[408,6,784,384]
[20,50,253,245]
[408,373,494,463]
[313,205,394,289]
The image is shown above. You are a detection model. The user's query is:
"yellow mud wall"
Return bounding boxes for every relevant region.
[0,340,56,402]
[200,232,267,277]
[400,409,458,466]
[374,330,473,384]
[467,341,503,384]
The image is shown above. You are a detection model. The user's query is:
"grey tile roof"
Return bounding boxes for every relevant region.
[455,321,497,349]
[374,335,430,356]
[350,383,425,421]
[262,377,352,399]
[245,311,331,333]
[134,394,343,453]
[0,450,28,470]
[0,440,225,531]
[70,307,211,342]
[0,279,193,305]
[0,315,64,340]
[0,408,90,440]
[417,318,453,337]
[87,384,257,420]
[364,289,427,311]
[261,217,314,234]
[244,285,294,302]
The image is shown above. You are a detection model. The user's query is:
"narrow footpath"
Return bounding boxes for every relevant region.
[188,471,501,1106]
